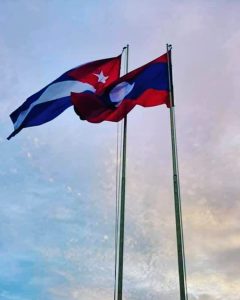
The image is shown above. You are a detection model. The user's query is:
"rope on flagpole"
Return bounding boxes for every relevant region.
[114,122,120,300]
[114,120,124,300]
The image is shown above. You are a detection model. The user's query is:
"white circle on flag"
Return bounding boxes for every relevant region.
[109,81,135,106]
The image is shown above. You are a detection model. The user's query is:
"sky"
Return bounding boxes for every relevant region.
[0,0,240,299]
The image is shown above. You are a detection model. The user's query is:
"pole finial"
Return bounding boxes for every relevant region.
[122,45,129,54]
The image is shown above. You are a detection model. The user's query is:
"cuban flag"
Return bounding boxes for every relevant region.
[72,52,170,123]
[8,56,121,139]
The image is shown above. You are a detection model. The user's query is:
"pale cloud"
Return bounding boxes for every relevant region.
[50,286,123,300]
[189,272,240,300]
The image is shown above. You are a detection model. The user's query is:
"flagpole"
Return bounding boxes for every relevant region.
[116,44,129,300]
[166,44,188,300]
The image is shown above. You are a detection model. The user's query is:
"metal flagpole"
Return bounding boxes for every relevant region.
[166,44,188,300]
[116,44,129,300]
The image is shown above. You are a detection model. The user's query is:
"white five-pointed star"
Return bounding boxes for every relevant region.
[93,71,109,84]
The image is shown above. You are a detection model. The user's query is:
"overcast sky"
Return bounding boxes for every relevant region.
[0,1,240,300]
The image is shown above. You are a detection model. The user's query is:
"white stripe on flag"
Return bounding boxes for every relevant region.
[14,81,95,130]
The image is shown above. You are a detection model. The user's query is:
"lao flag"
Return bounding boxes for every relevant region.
[8,56,121,139]
[72,52,170,123]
